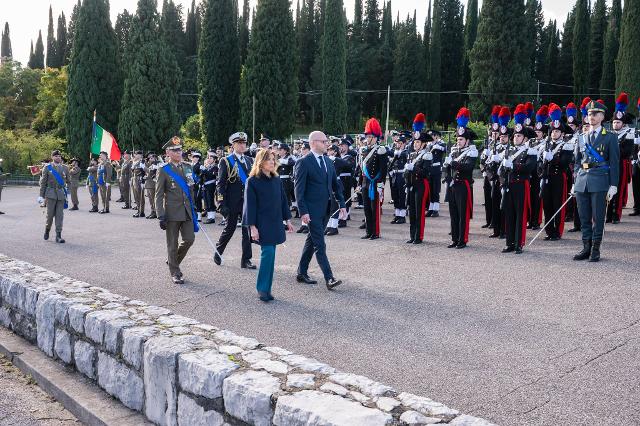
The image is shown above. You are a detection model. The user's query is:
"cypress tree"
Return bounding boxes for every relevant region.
[375,1,394,111]
[66,0,81,65]
[439,0,464,125]
[185,1,198,56]
[238,0,250,64]
[469,0,530,116]
[46,6,58,68]
[1,23,12,61]
[199,0,240,146]
[66,0,122,159]
[115,10,134,62]
[31,31,45,69]
[428,0,442,124]
[244,0,298,138]
[298,0,317,123]
[616,0,640,98]
[589,0,607,92]
[461,0,477,94]
[119,0,181,151]
[600,0,621,98]
[392,18,426,126]
[346,0,365,129]
[309,0,325,124]
[558,9,575,102]
[160,0,186,65]
[572,0,590,97]
[56,14,68,68]
[28,42,35,68]
[321,0,347,133]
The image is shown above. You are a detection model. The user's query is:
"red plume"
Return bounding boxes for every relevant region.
[580,97,591,109]
[616,92,629,106]
[364,118,382,137]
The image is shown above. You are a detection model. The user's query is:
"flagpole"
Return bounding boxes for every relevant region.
[385,85,391,145]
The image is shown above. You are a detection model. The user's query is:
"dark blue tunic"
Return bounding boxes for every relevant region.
[242,174,292,246]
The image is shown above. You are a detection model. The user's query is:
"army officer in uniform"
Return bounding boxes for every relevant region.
[38,150,69,243]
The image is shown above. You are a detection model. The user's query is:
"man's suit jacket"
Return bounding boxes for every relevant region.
[574,128,620,193]
[294,152,345,219]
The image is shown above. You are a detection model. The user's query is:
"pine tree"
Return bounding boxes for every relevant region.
[115,10,134,62]
[119,0,181,151]
[600,0,621,98]
[65,0,81,65]
[572,0,590,97]
[589,0,607,92]
[616,0,640,98]
[461,0,477,94]
[46,6,58,68]
[428,0,442,124]
[558,8,575,102]
[469,0,531,116]
[243,0,298,138]
[438,0,464,125]
[31,31,45,69]
[1,23,12,61]
[392,18,426,126]
[199,0,240,146]
[238,0,250,64]
[321,0,347,133]
[66,0,122,159]
[56,14,68,68]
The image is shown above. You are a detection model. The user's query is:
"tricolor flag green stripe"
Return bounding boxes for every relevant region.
[91,119,121,161]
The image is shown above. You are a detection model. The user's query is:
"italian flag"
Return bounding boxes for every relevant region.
[91,112,121,160]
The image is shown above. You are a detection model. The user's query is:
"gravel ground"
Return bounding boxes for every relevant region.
[0,354,78,425]
[0,184,639,425]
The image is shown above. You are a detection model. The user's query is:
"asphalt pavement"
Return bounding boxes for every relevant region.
[0,184,639,425]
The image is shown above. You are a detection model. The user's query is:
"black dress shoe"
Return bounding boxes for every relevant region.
[612,219,620,224]
[258,292,271,302]
[115,198,124,202]
[325,228,338,236]
[481,223,490,229]
[515,246,523,254]
[526,224,532,229]
[296,274,317,284]
[406,239,414,244]
[430,212,439,218]
[99,209,106,214]
[326,278,342,290]
[426,210,433,217]
[605,218,612,223]
[447,243,458,248]
[55,232,65,243]
[44,228,50,240]
[89,207,98,213]
[395,217,406,224]
[456,243,467,249]
[296,226,306,233]
[543,235,552,241]
[549,236,560,241]
[413,240,423,244]
[268,293,275,301]
[241,260,256,269]
[489,233,499,238]
[147,213,157,219]
[338,220,347,228]
[498,234,505,239]
[361,234,372,239]
[568,227,580,232]
[358,223,367,229]
[390,217,398,224]
[369,235,379,240]
[501,245,515,253]
[531,225,540,230]
[172,275,184,285]
[0,211,4,214]
[214,252,222,265]
[70,205,79,211]
[629,211,640,216]
[122,205,129,209]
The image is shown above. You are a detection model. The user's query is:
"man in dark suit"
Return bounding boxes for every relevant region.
[572,100,620,262]
[294,131,346,290]
[215,132,255,269]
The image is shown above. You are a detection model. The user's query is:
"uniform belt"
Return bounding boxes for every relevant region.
[279,175,291,179]
[339,173,351,177]
[582,162,608,169]
[204,179,216,185]
[431,162,441,167]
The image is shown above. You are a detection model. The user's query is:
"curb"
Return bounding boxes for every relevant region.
[0,327,151,426]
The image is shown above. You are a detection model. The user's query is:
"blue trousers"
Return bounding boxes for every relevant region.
[576,191,607,241]
[256,245,276,294]
[297,216,333,281]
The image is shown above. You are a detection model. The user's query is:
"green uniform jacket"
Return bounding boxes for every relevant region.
[120,160,132,183]
[155,162,194,222]
[574,128,620,193]
[69,166,81,188]
[39,163,69,200]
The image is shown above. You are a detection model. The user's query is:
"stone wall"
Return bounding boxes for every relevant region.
[0,254,495,426]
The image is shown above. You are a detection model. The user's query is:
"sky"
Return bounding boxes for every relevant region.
[3,0,581,66]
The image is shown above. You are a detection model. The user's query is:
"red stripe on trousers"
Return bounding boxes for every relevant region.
[618,159,630,216]
[419,179,430,240]
[464,180,472,243]
[538,199,544,224]
[558,172,567,236]
[521,181,531,247]
[375,192,381,236]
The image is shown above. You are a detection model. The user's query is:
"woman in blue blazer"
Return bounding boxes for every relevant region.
[243,149,294,301]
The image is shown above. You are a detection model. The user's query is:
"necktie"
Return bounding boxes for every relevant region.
[319,155,326,173]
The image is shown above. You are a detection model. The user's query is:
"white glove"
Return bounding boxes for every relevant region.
[279,158,287,165]
[501,159,513,169]
[37,196,44,204]
[444,156,452,166]
[634,137,640,145]
[406,163,414,171]
[483,149,491,157]
[570,184,575,196]
[491,154,501,163]
[607,186,618,200]
[394,150,401,156]
[544,151,554,161]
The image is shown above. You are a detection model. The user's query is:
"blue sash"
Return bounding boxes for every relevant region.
[47,164,68,209]
[88,175,98,195]
[192,170,200,185]
[585,141,608,168]
[227,155,248,185]
[162,164,199,233]
[362,163,381,199]
[98,166,105,185]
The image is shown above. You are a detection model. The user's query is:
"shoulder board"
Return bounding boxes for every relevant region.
[466,147,478,158]
[527,148,538,156]
[562,143,575,151]
[377,146,387,155]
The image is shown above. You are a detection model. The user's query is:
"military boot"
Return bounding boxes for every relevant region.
[589,240,601,262]
[55,231,65,243]
[573,240,591,261]
[44,227,50,240]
